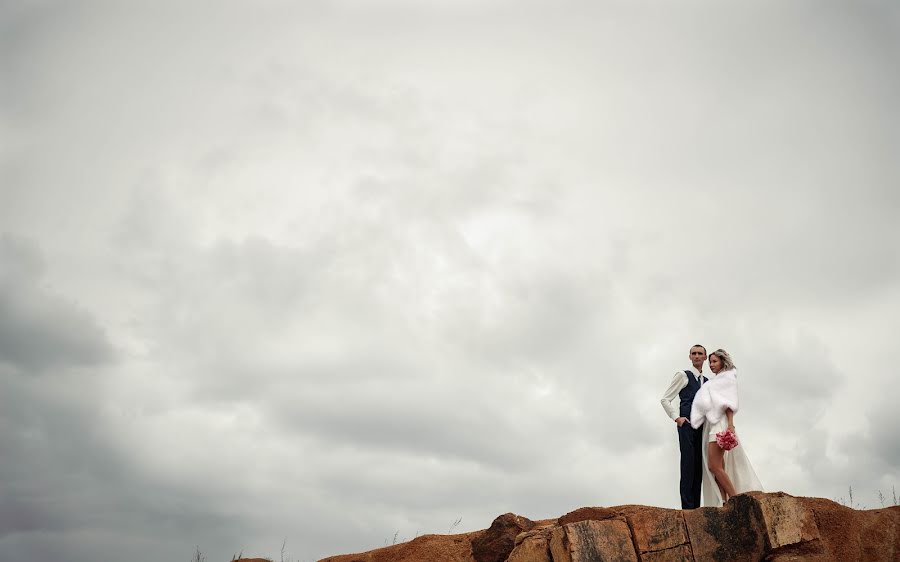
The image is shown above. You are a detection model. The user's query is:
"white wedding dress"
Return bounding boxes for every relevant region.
[690,368,763,507]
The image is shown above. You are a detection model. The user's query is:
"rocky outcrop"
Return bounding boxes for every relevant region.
[312,492,900,562]
[317,532,481,562]
[471,513,537,562]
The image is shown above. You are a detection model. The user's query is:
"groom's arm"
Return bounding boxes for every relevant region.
[660,371,688,423]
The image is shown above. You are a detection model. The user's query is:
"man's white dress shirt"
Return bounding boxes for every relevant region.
[660,368,704,420]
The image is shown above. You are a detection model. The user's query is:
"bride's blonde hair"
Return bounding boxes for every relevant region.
[710,349,736,371]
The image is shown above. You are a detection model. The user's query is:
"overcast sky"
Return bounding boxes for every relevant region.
[2,1,899,561]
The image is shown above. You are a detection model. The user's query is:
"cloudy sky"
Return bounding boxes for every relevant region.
[2,0,899,560]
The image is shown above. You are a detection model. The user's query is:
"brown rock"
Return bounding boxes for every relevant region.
[314,493,900,562]
[549,518,637,562]
[317,532,478,562]
[548,526,567,562]
[855,506,900,562]
[799,497,900,561]
[682,494,767,562]
[619,505,688,555]
[639,545,694,562]
[557,507,617,526]
[746,491,824,559]
[471,513,535,562]
[506,528,552,562]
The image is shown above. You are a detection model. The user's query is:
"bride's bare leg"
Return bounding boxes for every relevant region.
[708,443,737,501]
[716,474,728,502]
[720,455,729,502]
[714,475,726,502]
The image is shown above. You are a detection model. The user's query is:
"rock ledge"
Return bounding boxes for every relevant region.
[243,492,900,562]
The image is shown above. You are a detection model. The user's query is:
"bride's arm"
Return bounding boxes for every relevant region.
[726,408,735,431]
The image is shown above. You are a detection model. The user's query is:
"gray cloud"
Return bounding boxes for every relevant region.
[0,235,113,373]
[1,1,898,561]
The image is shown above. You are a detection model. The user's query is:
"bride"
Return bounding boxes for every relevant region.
[689,349,763,506]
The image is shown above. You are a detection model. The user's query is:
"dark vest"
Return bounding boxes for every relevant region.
[678,371,703,418]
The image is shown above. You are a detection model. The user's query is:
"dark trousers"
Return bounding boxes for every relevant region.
[678,422,703,509]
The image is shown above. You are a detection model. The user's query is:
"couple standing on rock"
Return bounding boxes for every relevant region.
[660,345,763,508]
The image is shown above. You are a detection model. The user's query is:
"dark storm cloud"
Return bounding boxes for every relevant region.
[0,359,254,562]
[0,235,113,372]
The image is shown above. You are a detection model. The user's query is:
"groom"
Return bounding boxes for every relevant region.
[660,344,708,509]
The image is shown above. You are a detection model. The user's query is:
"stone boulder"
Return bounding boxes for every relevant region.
[549,518,636,562]
[472,513,537,562]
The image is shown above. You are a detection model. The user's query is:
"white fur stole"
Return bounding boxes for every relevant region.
[690,369,739,429]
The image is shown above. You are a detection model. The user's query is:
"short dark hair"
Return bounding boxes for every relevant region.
[690,344,707,354]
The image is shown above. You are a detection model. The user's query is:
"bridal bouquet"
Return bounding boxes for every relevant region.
[715,428,739,451]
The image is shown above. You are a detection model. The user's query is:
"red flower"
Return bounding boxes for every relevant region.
[715,428,739,451]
